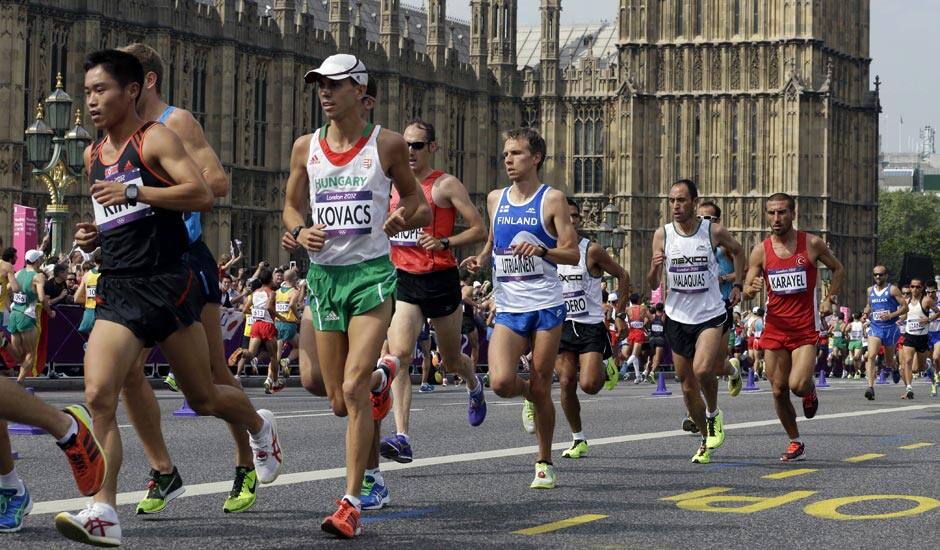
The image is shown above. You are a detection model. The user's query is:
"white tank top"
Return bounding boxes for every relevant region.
[251,289,273,323]
[930,313,940,333]
[905,297,928,336]
[663,219,725,325]
[849,321,865,341]
[306,124,391,266]
[558,238,604,324]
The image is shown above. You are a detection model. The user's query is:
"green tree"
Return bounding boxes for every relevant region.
[877,190,940,277]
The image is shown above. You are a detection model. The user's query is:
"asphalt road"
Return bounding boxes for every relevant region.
[5,373,939,549]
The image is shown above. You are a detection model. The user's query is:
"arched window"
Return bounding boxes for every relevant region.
[573,105,605,194]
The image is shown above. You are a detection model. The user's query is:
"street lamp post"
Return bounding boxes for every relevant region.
[23,73,93,257]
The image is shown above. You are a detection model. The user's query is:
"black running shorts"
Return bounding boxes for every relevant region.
[95,265,200,347]
[395,267,461,319]
[185,239,221,307]
[665,312,728,360]
[903,333,929,353]
[461,314,477,335]
[559,320,612,359]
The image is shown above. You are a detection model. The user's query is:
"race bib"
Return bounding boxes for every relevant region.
[251,307,267,320]
[651,324,664,333]
[275,302,290,313]
[630,320,645,329]
[850,330,863,339]
[86,286,97,299]
[11,292,27,305]
[493,248,544,282]
[767,266,808,295]
[667,264,709,294]
[92,169,153,232]
[315,190,373,237]
[563,289,587,317]
[390,228,421,247]
[906,319,925,333]
[833,331,843,338]
[874,310,890,321]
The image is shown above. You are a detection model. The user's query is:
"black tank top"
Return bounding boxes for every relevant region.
[90,121,188,276]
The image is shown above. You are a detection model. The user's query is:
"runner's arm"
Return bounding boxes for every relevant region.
[430,175,486,248]
[809,234,844,303]
[384,132,431,231]
[165,108,228,198]
[540,188,580,266]
[712,223,746,305]
[742,243,765,300]
[462,189,499,273]
[34,273,48,307]
[889,284,909,319]
[646,227,665,292]
[5,270,20,293]
[590,242,630,317]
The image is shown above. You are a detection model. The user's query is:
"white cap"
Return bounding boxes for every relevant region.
[752,306,760,314]
[472,281,482,288]
[609,292,618,302]
[24,249,44,264]
[304,54,368,86]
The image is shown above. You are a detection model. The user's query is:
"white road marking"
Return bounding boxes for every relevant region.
[29,403,938,516]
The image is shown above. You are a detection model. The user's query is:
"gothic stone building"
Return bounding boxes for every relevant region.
[0,0,879,305]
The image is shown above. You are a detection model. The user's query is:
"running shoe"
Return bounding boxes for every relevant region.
[892,368,901,384]
[681,417,699,434]
[864,386,875,401]
[418,383,434,393]
[164,373,179,392]
[371,356,398,421]
[522,399,536,434]
[691,440,712,464]
[280,357,291,379]
[468,376,487,427]
[249,409,283,484]
[705,410,725,449]
[802,389,819,419]
[223,467,257,514]
[55,502,121,547]
[321,498,362,539]
[561,440,588,459]
[780,441,805,462]
[633,376,641,385]
[603,358,619,390]
[0,485,31,533]
[902,387,914,400]
[854,372,861,379]
[930,381,937,397]
[263,378,273,394]
[272,379,286,393]
[379,434,413,463]
[59,404,107,497]
[645,371,656,385]
[482,374,490,388]
[360,475,390,511]
[529,462,556,489]
[135,467,185,515]
[728,358,742,397]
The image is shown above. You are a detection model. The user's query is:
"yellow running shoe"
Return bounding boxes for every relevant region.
[705,410,725,449]
[728,358,742,397]
[529,462,556,489]
[223,467,257,513]
[691,440,712,464]
[603,357,619,391]
[561,440,589,459]
[522,400,536,434]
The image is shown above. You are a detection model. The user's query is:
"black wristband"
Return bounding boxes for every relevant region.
[291,225,304,239]
[733,283,743,290]
[537,245,548,257]
[441,237,450,250]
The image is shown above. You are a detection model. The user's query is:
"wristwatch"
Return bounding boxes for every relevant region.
[440,237,450,250]
[291,225,304,239]
[537,245,548,257]
[125,184,139,207]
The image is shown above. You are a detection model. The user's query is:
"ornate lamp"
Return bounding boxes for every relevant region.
[44,73,73,135]
[64,109,93,173]
[24,103,54,168]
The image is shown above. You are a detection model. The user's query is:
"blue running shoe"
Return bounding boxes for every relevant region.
[468,375,487,427]
[360,475,390,510]
[379,434,413,463]
[892,368,901,384]
[0,485,32,533]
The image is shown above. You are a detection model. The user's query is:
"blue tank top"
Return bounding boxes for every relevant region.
[159,105,203,244]
[491,184,562,313]
[869,284,900,328]
[716,245,733,300]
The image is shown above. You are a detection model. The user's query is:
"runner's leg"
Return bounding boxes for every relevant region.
[432,307,479,391]
[121,349,174,473]
[386,302,423,434]
[555,351,580,433]
[765,348,798,440]
[529,326,562,462]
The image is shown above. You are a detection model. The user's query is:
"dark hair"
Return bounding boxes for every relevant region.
[699,200,721,219]
[853,312,862,320]
[53,263,67,276]
[925,279,936,289]
[1,247,15,263]
[671,179,699,199]
[222,273,233,282]
[365,77,378,100]
[408,118,436,143]
[121,43,164,95]
[566,197,580,211]
[756,307,765,316]
[248,278,263,292]
[504,127,547,171]
[83,49,145,100]
[257,268,273,286]
[655,302,665,312]
[766,192,796,212]
[629,292,641,305]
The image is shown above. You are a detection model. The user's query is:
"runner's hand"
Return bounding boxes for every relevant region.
[74,223,99,252]
[729,286,742,308]
[744,276,763,299]
[460,255,483,274]
[297,225,327,252]
[281,231,300,251]
[384,207,408,236]
[511,242,542,257]
[417,232,443,251]
[650,251,665,268]
[90,179,128,207]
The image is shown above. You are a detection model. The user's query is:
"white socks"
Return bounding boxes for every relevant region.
[56,415,79,446]
[343,494,362,510]
[0,468,25,495]
[572,432,585,441]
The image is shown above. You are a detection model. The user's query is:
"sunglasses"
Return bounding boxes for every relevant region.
[872,273,886,277]
[902,292,911,296]
[697,215,719,221]
[406,141,429,151]
[909,285,922,289]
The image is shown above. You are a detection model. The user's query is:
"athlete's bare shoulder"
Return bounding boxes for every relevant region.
[162,106,199,135]
[376,126,407,150]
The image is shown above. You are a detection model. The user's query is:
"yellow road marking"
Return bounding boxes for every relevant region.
[513,514,608,535]
[844,453,885,463]
[659,487,732,501]
[762,468,817,479]
[898,442,934,450]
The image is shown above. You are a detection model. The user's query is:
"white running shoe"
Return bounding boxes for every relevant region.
[522,400,536,434]
[55,502,122,547]
[249,409,283,484]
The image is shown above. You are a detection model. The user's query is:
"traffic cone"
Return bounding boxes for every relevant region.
[9,387,46,435]
[817,368,830,388]
[172,399,198,417]
[876,369,889,385]
[742,369,760,392]
[651,372,672,396]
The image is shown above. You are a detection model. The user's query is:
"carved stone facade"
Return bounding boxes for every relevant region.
[1,0,878,305]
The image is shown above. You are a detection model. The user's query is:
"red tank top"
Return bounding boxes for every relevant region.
[763,231,819,331]
[389,170,457,274]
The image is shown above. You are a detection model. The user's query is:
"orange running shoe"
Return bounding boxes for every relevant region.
[321,498,362,539]
[58,405,107,497]
[371,356,398,421]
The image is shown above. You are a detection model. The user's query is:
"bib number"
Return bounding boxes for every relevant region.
[906,320,925,333]
[767,267,808,295]
[86,286,96,299]
[390,228,421,247]
[563,290,587,317]
[12,292,27,305]
[92,169,153,232]
[833,331,843,338]
[630,320,645,329]
[651,324,664,333]
[667,265,709,294]
[493,248,544,282]
[275,302,290,313]
[315,190,374,237]
[251,307,267,320]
